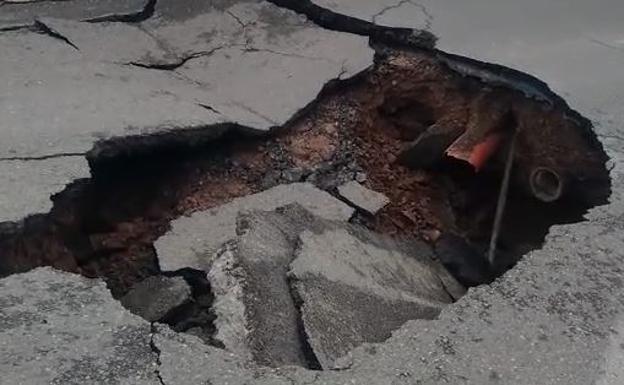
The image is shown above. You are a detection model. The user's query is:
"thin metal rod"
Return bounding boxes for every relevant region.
[488,132,517,265]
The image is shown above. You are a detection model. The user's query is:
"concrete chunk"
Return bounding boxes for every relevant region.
[120,275,192,322]
[289,227,458,369]
[207,209,320,367]
[155,183,354,273]
[338,181,390,215]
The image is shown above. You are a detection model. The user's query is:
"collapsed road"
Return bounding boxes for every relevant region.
[1,0,623,384]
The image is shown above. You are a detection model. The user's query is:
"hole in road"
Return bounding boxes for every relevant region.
[0,48,611,369]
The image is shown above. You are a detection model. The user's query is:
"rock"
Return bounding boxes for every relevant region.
[282,167,306,183]
[288,226,462,369]
[355,172,368,183]
[155,183,354,273]
[0,267,159,384]
[337,180,390,215]
[120,275,192,322]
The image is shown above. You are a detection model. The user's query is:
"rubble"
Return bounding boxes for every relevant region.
[120,275,192,322]
[337,180,390,215]
[204,203,463,369]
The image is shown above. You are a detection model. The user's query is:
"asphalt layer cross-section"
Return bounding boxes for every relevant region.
[1,1,623,384]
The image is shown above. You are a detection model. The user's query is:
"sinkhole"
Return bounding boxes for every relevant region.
[0,47,611,370]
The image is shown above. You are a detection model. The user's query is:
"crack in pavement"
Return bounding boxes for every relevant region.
[371,0,433,30]
[33,18,79,50]
[226,9,248,31]
[0,152,86,162]
[149,322,167,385]
[265,0,436,48]
[125,45,229,71]
[240,46,337,64]
[588,37,624,59]
[196,103,223,116]
[230,100,280,126]
[124,42,336,73]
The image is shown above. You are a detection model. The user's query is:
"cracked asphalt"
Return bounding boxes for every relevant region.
[1,0,623,384]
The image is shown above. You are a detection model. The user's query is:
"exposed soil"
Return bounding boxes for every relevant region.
[0,47,610,346]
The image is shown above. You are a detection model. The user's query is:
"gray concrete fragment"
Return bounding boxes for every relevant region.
[155,183,354,273]
[289,227,457,368]
[337,180,390,215]
[0,157,90,223]
[206,206,330,367]
[120,275,192,322]
[208,236,306,367]
[0,267,158,385]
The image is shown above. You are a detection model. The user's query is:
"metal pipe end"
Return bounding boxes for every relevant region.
[530,167,563,202]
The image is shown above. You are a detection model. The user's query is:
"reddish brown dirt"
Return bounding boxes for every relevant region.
[0,48,610,297]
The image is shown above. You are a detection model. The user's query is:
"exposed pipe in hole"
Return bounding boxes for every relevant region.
[488,131,517,265]
[530,167,564,202]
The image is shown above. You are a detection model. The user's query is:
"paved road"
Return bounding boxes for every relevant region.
[1,1,623,384]
[0,0,371,222]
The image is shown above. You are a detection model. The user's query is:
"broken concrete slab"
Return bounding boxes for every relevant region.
[0,0,149,30]
[207,206,330,367]
[208,239,307,368]
[289,226,459,368]
[208,204,463,369]
[120,275,192,322]
[337,180,390,215]
[0,157,90,223]
[155,183,354,273]
[0,267,159,384]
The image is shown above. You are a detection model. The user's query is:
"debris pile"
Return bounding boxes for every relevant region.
[201,201,464,369]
